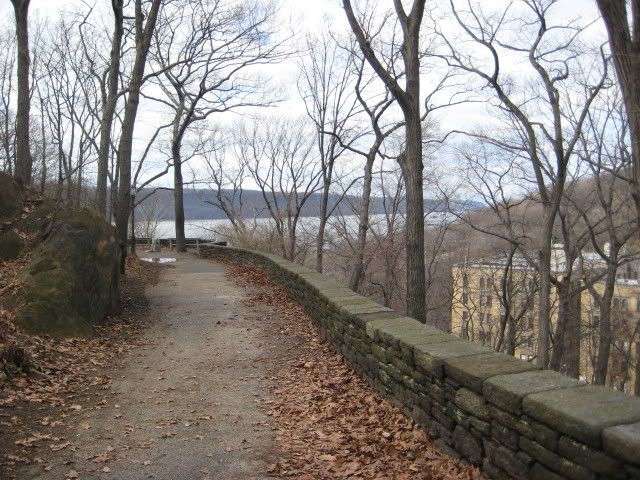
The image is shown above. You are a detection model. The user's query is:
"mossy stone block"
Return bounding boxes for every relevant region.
[414,340,489,379]
[444,351,538,393]
[603,422,640,465]
[455,387,491,421]
[0,172,23,221]
[523,386,640,448]
[483,370,579,414]
[14,207,119,336]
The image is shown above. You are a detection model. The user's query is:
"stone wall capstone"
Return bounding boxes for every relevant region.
[200,244,640,479]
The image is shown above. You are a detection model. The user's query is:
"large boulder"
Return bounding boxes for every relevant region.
[0,230,25,261]
[13,208,120,336]
[0,173,24,222]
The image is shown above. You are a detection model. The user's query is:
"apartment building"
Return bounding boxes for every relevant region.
[450,247,640,395]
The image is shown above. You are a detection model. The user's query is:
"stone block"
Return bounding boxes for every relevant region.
[445,352,539,394]
[523,385,640,448]
[417,393,432,411]
[529,418,559,452]
[492,443,531,479]
[411,369,427,386]
[365,316,425,343]
[484,370,579,415]
[390,356,412,376]
[341,302,392,316]
[558,435,623,476]
[628,464,640,480]
[414,340,488,379]
[483,458,512,480]
[488,405,535,439]
[519,437,596,480]
[603,422,640,466]
[455,388,491,421]
[432,404,455,430]
[427,382,445,404]
[371,344,387,363]
[447,402,470,429]
[470,416,491,435]
[530,463,565,480]
[355,310,404,330]
[453,425,483,466]
[492,420,519,448]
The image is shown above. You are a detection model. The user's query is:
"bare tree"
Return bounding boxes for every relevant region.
[343,0,428,322]
[236,117,322,262]
[596,0,640,229]
[9,0,32,185]
[115,0,162,274]
[94,0,124,215]
[441,0,608,367]
[575,91,638,385]
[148,0,284,252]
[38,16,101,205]
[197,128,261,236]
[134,193,167,241]
[0,27,15,174]
[298,30,359,273]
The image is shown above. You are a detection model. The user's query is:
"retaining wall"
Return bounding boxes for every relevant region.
[200,244,640,480]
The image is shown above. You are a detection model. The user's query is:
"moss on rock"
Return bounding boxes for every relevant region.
[0,230,25,261]
[14,207,119,337]
[0,173,23,222]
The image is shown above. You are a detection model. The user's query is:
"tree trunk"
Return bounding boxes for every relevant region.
[129,194,137,257]
[595,0,640,231]
[564,280,581,378]
[11,0,32,185]
[550,278,569,372]
[39,96,46,193]
[173,142,186,253]
[634,341,640,396]
[114,0,162,274]
[349,152,375,291]
[96,0,124,215]
[316,182,330,273]
[551,277,581,377]
[594,265,617,385]
[537,218,553,368]
[402,111,426,323]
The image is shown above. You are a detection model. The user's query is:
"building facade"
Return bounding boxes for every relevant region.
[450,250,640,395]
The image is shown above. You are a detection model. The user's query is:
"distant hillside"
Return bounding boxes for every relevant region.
[135,188,482,221]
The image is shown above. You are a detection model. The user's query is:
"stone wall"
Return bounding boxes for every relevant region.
[200,244,640,479]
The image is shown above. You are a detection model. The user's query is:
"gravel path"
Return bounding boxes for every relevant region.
[16,252,279,480]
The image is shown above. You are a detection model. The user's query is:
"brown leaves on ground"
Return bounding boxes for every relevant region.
[0,257,161,475]
[227,262,485,480]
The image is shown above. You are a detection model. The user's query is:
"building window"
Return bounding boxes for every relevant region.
[613,297,629,311]
[462,292,468,305]
[486,295,492,308]
[479,277,485,289]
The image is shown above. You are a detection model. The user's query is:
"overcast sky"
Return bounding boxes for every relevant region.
[1,0,607,191]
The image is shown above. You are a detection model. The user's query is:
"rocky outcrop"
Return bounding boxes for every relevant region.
[14,208,119,336]
[0,173,24,222]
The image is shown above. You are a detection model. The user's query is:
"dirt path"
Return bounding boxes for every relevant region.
[16,253,282,480]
